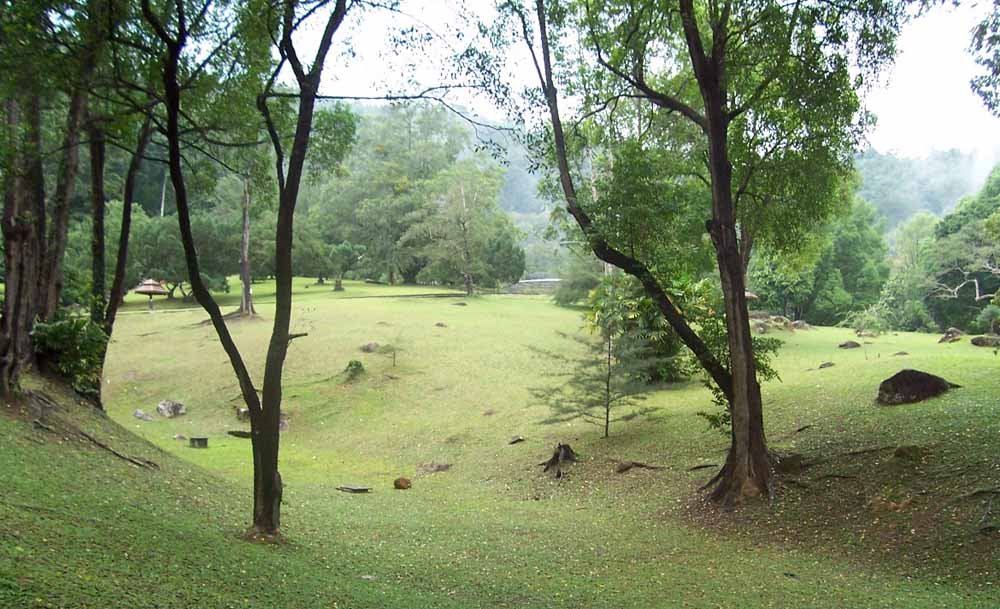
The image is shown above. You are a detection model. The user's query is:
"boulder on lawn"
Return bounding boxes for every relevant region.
[752,321,769,334]
[791,320,812,330]
[876,369,960,405]
[939,327,963,343]
[133,409,153,422]
[359,342,380,353]
[818,361,835,369]
[838,340,861,349]
[156,399,186,418]
[971,335,1000,348]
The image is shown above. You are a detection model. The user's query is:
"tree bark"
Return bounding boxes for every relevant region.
[89,117,107,325]
[238,177,255,316]
[679,0,771,505]
[144,0,349,536]
[39,0,109,320]
[0,99,43,398]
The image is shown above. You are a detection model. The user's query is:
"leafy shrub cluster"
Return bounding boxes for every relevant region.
[32,313,108,398]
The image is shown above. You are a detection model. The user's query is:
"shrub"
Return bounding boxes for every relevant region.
[343,359,365,381]
[974,304,1000,334]
[32,313,108,398]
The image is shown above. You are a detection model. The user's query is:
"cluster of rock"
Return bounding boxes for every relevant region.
[749,311,811,334]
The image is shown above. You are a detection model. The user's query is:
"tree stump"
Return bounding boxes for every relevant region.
[541,443,578,478]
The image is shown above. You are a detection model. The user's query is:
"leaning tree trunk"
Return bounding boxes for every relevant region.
[104,118,153,334]
[238,177,255,316]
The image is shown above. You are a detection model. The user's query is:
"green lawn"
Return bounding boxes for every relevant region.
[1,280,997,608]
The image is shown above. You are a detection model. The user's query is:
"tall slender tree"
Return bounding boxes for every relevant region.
[143,0,354,535]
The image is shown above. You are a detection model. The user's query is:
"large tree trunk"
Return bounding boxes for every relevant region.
[89,117,107,325]
[0,99,43,398]
[238,177,255,316]
[685,0,771,505]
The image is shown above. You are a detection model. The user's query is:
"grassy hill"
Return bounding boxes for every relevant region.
[2,280,998,608]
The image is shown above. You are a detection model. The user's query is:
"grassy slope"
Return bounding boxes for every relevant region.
[2,280,998,608]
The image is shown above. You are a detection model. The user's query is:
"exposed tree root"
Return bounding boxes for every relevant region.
[688,463,718,472]
[31,415,158,470]
[76,429,159,469]
[813,474,857,482]
[615,460,664,473]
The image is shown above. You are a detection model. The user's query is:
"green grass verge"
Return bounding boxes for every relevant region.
[0,280,996,608]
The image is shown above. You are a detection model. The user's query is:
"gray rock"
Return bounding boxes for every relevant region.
[133,409,153,422]
[838,340,861,349]
[971,335,1000,348]
[818,362,835,369]
[156,399,186,418]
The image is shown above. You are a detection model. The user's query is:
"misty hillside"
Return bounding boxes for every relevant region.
[855,148,988,228]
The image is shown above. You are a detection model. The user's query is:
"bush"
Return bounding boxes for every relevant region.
[841,303,892,336]
[343,359,365,381]
[32,313,108,398]
[974,304,1000,334]
[587,274,687,383]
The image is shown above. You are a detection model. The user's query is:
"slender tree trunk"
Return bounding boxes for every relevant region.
[239,177,255,316]
[604,333,612,439]
[89,117,107,325]
[104,118,153,334]
[159,170,168,217]
[145,0,350,536]
[39,0,109,320]
[38,90,89,320]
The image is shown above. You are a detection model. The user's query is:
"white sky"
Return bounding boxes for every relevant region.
[864,2,1000,160]
[300,1,1000,163]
